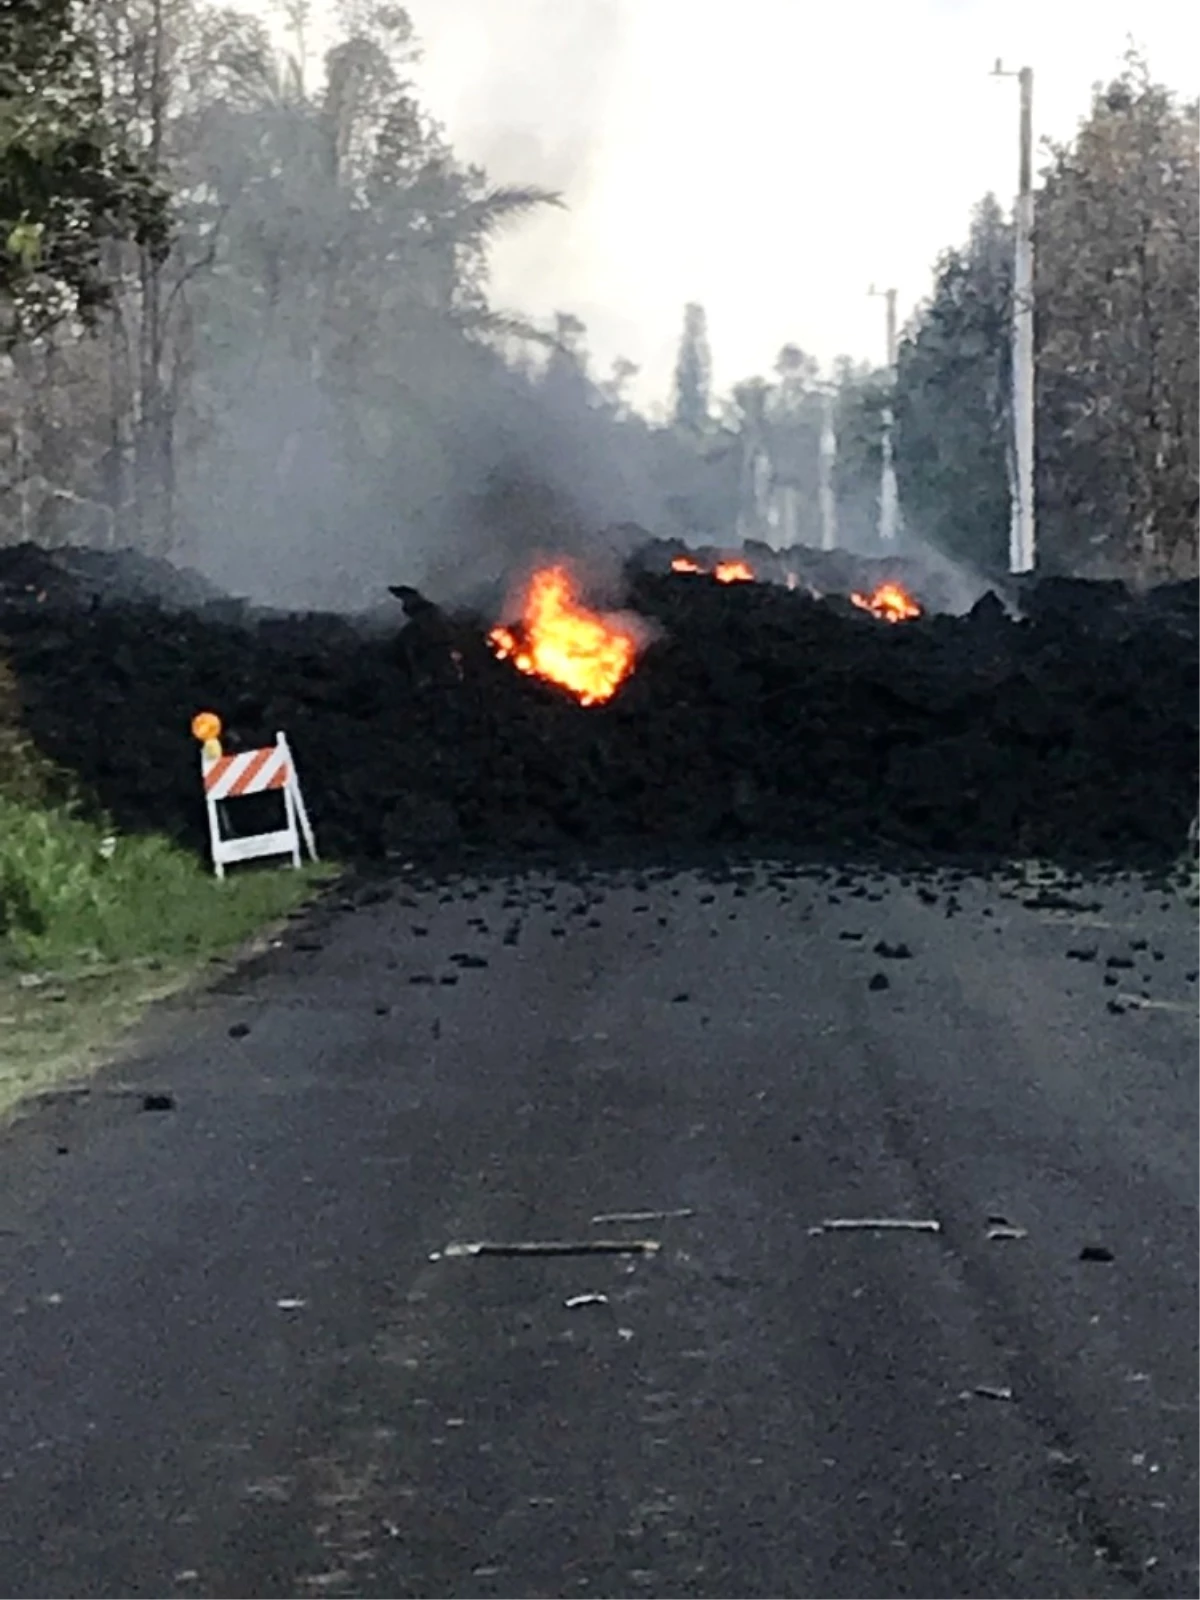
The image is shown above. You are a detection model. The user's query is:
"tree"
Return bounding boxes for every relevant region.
[599,355,639,417]
[832,357,890,551]
[541,310,589,398]
[0,0,168,340]
[892,193,1013,573]
[671,301,711,433]
[1035,53,1198,578]
[728,376,772,542]
[0,0,566,580]
[762,344,824,545]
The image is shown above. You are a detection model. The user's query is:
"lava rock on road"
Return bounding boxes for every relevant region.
[0,543,1195,868]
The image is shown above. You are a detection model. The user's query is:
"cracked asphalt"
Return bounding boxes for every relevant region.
[0,860,1195,1599]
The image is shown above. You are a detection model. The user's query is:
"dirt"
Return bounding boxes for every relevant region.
[0,540,1194,870]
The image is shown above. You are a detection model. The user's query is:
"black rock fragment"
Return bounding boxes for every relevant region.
[1079,1244,1115,1263]
[873,940,913,960]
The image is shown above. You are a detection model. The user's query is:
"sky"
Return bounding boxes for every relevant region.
[255,0,1199,410]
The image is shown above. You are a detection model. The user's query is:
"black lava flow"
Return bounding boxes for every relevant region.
[0,541,1195,870]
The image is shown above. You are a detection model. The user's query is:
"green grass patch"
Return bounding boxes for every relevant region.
[0,958,213,1118]
[0,792,336,1117]
[0,793,333,970]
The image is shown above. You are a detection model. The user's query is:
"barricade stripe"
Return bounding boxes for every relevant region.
[203,746,290,800]
[228,745,276,797]
[203,754,238,794]
[204,752,255,799]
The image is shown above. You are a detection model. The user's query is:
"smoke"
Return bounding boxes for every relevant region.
[893,528,1005,615]
[166,2,656,617]
[175,323,667,615]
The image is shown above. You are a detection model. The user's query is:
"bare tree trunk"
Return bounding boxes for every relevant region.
[97,251,138,548]
[1132,212,1165,584]
[13,407,33,545]
[105,309,126,545]
[8,345,43,545]
[134,0,175,557]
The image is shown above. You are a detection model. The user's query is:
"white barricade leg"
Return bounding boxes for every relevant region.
[278,734,318,862]
[291,778,318,862]
[284,782,302,869]
[205,793,226,880]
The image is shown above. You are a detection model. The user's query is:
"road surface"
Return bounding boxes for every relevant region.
[0,859,1195,1599]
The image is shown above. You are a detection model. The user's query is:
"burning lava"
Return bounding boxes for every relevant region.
[850,581,922,623]
[488,564,641,706]
[670,555,917,618]
[671,555,755,584]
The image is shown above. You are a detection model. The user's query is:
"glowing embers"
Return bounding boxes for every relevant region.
[670,555,755,583]
[850,581,922,623]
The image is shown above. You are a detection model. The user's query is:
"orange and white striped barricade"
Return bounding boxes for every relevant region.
[200,731,317,880]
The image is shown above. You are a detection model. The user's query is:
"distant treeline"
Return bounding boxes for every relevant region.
[1,6,1195,588]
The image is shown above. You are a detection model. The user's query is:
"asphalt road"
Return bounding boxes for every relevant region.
[0,859,1195,1600]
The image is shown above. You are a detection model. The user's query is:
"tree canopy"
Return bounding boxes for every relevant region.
[891,53,1197,579]
[0,0,169,337]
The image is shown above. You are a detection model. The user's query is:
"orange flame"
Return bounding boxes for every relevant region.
[488,565,639,705]
[850,581,922,623]
[670,555,755,583]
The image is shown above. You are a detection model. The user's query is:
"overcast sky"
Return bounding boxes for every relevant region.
[258,0,1199,409]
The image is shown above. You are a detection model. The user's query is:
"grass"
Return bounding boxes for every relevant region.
[0,795,334,1117]
[0,793,331,970]
[0,670,336,1115]
[0,956,244,1119]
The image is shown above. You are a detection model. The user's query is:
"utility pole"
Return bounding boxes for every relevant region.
[992,60,1036,573]
[735,381,771,546]
[868,284,900,544]
[817,383,838,552]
